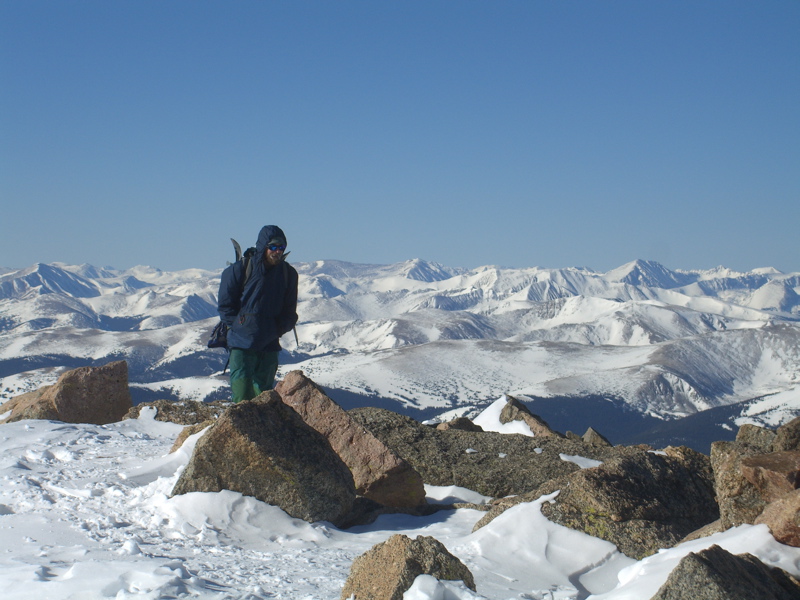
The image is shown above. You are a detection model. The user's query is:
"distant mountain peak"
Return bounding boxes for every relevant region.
[748,280,800,312]
[401,259,462,282]
[604,259,691,289]
[2,258,800,451]
[0,262,100,300]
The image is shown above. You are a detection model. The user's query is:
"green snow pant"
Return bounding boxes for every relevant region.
[228,348,280,403]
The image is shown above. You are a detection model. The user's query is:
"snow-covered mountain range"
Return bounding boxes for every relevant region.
[2,258,799,451]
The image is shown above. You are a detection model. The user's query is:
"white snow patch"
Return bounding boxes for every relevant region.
[560,454,603,469]
[473,396,535,436]
[5,411,800,600]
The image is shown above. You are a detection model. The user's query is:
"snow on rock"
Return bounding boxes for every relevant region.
[473,396,535,436]
[2,411,800,599]
[560,453,604,469]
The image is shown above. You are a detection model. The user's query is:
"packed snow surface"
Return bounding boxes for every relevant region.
[2,404,799,600]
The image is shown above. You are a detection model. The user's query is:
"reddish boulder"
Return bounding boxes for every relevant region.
[741,451,800,503]
[340,534,475,600]
[755,489,800,547]
[275,370,425,508]
[2,361,132,425]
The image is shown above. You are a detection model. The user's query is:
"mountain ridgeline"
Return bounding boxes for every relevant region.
[1,259,799,452]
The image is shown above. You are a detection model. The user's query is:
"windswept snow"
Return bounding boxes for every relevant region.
[2,403,799,599]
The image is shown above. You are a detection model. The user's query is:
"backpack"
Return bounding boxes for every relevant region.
[208,238,297,371]
[207,239,256,351]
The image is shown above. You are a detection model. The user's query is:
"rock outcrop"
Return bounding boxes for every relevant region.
[582,426,612,446]
[710,440,766,528]
[650,544,800,600]
[498,395,563,438]
[474,445,719,559]
[124,399,230,425]
[737,423,778,452]
[340,534,475,600]
[275,370,425,508]
[171,391,356,527]
[2,361,131,425]
[773,417,800,452]
[741,451,800,503]
[436,417,483,432]
[348,406,637,498]
[755,489,800,547]
[10,361,800,592]
[169,420,214,454]
[710,420,800,546]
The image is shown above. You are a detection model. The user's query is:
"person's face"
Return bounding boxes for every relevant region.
[264,243,285,266]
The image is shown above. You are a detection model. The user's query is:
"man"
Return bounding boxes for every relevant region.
[217,225,299,402]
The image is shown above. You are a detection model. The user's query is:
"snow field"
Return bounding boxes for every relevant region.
[2,405,800,599]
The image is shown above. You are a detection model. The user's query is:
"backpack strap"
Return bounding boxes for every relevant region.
[242,247,255,289]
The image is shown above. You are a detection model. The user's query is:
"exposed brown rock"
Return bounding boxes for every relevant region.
[436,417,483,432]
[741,451,800,503]
[499,395,563,438]
[650,544,800,600]
[340,534,475,600]
[171,391,355,526]
[2,361,131,425]
[275,370,425,508]
[349,406,646,499]
[773,417,800,452]
[583,426,612,446]
[710,440,767,528]
[169,420,214,454]
[474,446,719,560]
[125,399,230,425]
[679,519,725,544]
[755,489,800,547]
[736,423,777,453]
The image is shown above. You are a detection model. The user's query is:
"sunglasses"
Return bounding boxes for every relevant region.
[268,244,286,252]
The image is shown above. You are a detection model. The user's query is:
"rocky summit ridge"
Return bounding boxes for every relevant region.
[5,362,800,598]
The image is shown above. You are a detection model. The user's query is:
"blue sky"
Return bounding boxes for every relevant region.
[2,1,798,274]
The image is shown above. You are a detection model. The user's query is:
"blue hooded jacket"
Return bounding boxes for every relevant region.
[217,225,299,352]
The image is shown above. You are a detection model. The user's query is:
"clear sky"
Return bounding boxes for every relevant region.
[2,1,798,274]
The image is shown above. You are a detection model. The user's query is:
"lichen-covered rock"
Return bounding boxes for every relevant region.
[679,519,724,544]
[711,440,768,528]
[736,423,777,453]
[474,446,718,560]
[124,399,230,425]
[348,406,632,499]
[583,427,612,446]
[773,417,800,452]
[650,544,800,600]
[436,417,483,432]
[171,391,355,526]
[169,420,214,454]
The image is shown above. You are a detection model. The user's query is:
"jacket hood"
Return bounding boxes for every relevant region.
[256,225,287,255]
